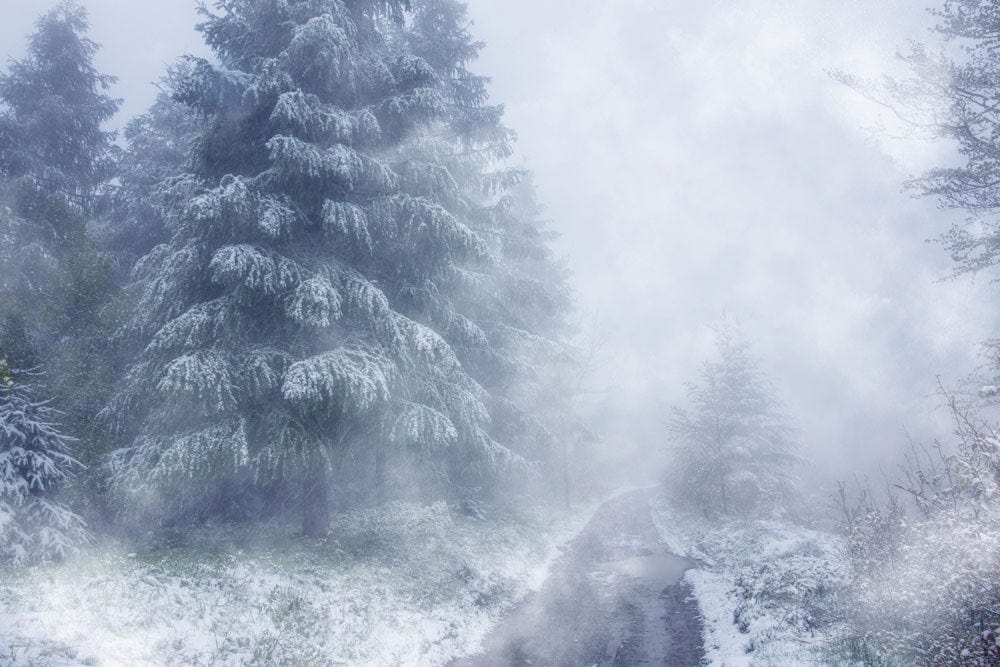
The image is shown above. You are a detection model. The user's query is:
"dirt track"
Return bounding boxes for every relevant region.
[452,489,705,666]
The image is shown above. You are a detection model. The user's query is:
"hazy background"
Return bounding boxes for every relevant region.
[1,0,990,484]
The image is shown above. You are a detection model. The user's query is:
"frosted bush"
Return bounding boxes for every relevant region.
[839,403,1000,664]
[0,376,89,564]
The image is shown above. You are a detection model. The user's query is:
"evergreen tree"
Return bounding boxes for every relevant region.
[666,321,797,517]
[395,0,576,501]
[837,1,1000,391]
[106,63,205,266]
[0,2,120,450]
[105,0,574,535]
[0,368,89,564]
[0,2,118,203]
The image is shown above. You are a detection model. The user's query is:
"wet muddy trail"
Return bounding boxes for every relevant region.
[452,489,705,666]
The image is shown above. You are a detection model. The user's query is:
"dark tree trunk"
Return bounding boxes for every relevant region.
[332,454,350,513]
[302,465,330,538]
[375,442,386,504]
[262,477,287,518]
[562,438,571,511]
[720,473,729,515]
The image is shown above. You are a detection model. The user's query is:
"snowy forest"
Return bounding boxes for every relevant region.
[1,0,1000,665]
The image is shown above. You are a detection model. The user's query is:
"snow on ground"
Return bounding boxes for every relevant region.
[650,495,849,666]
[0,499,597,666]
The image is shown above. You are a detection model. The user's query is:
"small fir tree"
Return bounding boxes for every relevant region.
[666,321,798,517]
[0,368,89,564]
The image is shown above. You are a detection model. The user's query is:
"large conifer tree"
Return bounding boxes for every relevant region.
[382,0,576,499]
[105,0,574,534]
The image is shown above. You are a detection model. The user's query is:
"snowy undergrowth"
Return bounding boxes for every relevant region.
[0,500,595,666]
[651,495,848,666]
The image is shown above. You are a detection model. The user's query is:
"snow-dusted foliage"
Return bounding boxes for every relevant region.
[651,495,848,665]
[283,349,392,414]
[0,3,118,198]
[666,320,798,517]
[106,0,574,532]
[107,64,205,262]
[393,1,580,498]
[389,402,458,451]
[840,1,1000,287]
[837,401,1000,665]
[0,374,88,564]
[0,500,594,665]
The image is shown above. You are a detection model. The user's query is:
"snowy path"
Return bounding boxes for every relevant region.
[452,489,704,666]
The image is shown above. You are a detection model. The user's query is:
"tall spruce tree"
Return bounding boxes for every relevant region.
[0,2,118,203]
[105,0,574,535]
[396,0,577,502]
[0,2,120,450]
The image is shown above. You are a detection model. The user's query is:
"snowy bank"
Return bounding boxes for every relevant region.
[650,495,848,666]
[0,500,596,665]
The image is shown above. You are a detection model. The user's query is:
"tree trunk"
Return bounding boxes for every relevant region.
[562,438,571,511]
[262,477,287,518]
[720,473,729,515]
[374,442,386,504]
[302,465,330,538]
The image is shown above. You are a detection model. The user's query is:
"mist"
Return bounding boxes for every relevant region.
[465,0,994,479]
[1,0,985,480]
[1,0,998,664]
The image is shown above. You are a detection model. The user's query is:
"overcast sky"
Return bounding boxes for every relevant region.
[1,0,992,480]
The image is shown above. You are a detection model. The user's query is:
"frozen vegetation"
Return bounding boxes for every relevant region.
[0,1,598,663]
[3,0,1000,663]
[652,321,850,665]
[0,500,596,665]
[651,495,848,666]
[655,321,1000,665]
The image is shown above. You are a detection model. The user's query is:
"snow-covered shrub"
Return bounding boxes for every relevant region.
[699,520,847,652]
[0,373,89,564]
[730,531,848,640]
[838,403,1000,665]
[651,494,848,663]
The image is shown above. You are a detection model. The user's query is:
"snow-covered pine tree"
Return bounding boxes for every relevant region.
[0,2,118,209]
[0,2,120,451]
[666,321,798,517]
[0,368,89,564]
[105,0,569,534]
[388,0,578,500]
